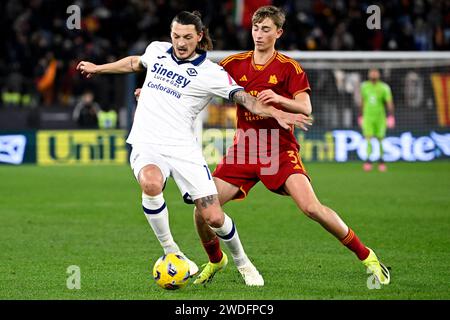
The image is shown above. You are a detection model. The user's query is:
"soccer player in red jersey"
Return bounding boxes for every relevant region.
[193,6,391,287]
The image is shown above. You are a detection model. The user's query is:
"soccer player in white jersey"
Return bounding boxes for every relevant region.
[77,11,312,285]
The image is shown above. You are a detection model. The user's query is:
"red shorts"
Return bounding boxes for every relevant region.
[213,148,309,200]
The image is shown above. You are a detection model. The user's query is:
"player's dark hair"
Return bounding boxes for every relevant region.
[171,11,213,51]
[252,6,286,29]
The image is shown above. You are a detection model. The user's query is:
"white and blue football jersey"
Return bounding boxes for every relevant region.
[126,41,243,146]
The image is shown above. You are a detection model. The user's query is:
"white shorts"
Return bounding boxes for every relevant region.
[129,143,217,203]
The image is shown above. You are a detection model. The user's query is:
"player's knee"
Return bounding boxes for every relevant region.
[140,176,164,196]
[301,202,324,221]
[141,181,163,196]
[199,209,224,228]
[139,167,164,196]
[206,215,224,228]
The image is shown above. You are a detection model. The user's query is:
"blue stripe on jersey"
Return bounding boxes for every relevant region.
[142,203,166,215]
[217,221,236,240]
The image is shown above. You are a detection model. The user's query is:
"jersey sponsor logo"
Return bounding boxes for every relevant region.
[268,75,278,84]
[186,68,197,76]
[150,63,191,88]
[239,75,248,82]
[147,81,181,99]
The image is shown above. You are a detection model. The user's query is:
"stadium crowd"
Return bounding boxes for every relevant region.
[1,0,449,111]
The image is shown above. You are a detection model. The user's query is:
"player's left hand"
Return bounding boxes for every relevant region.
[274,110,313,131]
[257,89,282,105]
[387,115,395,128]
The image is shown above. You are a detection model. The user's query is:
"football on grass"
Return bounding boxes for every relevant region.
[153,253,190,290]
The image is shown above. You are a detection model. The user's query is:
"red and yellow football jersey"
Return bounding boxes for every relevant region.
[220,51,311,152]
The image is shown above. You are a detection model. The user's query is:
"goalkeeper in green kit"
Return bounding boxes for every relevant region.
[358,69,395,172]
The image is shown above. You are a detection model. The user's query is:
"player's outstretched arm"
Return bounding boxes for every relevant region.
[77,56,143,78]
[257,89,312,116]
[232,90,312,131]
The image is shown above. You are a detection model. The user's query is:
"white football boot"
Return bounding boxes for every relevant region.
[175,251,199,277]
[237,260,264,286]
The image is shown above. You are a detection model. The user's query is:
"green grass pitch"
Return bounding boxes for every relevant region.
[1,162,449,300]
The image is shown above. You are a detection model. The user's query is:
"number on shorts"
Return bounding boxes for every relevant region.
[287,150,302,170]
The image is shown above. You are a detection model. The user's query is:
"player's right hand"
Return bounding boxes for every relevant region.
[358,116,363,127]
[76,61,98,79]
[134,88,141,102]
[275,110,313,131]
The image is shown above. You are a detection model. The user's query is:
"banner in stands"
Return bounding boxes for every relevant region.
[201,129,450,164]
[431,73,450,127]
[0,132,36,165]
[37,130,128,165]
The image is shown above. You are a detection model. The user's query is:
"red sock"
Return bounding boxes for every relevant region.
[340,228,370,260]
[202,237,223,263]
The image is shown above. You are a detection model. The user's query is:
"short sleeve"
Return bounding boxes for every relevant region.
[139,42,156,69]
[202,64,244,100]
[383,83,393,103]
[285,63,311,97]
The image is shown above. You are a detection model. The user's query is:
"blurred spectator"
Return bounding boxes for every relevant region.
[0,0,448,111]
[98,106,118,129]
[1,71,34,108]
[330,22,354,50]
[72,90,100,128]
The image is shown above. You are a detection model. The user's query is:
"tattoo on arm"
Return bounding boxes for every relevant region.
[232,91,256,113]
[130,56,144,72]
[198,195,217,209]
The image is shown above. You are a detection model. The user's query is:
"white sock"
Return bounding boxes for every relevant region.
[142,193,179,254]
[211,213,249,267]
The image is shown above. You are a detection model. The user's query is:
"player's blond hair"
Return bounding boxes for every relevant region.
[252,6,286,29]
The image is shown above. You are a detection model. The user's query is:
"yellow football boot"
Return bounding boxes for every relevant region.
[362,248,391,285]
[193,252,228,285]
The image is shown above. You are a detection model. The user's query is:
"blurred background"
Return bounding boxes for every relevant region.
[0,0,449,165]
